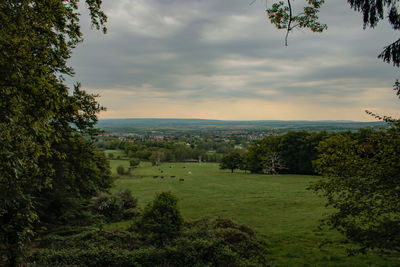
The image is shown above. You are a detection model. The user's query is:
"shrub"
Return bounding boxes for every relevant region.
[30,218,270,266]
[91,189,139,222]
[116,165,125,175]
[29,193,269,266]
[130,192,183,246]
[129,158,140,168]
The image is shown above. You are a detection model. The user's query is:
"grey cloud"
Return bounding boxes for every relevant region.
[67,0,400,119]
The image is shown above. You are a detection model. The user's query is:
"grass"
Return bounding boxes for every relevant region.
[104,149,127,159]
[110,160,399,266]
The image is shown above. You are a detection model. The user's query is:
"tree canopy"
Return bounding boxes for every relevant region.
[266,0,400,254]
[0,0,109,265]
[220,150,243,173]
[311,127,400,253]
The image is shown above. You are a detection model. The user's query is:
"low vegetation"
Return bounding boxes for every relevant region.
[28,191,269,266]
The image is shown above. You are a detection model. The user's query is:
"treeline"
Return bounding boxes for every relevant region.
[100,139,238,163]
[245,130,328,174]
[221,128,386,175]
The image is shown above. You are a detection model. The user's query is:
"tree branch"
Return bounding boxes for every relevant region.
[285,0,293,46]
[378,38,400,67]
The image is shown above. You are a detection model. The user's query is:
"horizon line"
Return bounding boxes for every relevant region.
[97,117,384,123]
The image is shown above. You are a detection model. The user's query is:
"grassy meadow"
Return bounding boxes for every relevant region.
[108,154,399,266]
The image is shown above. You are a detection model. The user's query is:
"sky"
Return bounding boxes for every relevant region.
[67,0,400,121]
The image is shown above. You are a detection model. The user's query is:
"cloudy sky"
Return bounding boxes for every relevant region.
[67,0,400,121]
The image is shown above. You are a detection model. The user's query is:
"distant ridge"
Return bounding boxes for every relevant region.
[96,118,387,132]
[98,118,358,124]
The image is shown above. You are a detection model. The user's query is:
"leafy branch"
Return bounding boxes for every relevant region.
[266,0,327,46]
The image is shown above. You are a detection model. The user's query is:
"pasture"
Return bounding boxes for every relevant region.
[109,159,399,266]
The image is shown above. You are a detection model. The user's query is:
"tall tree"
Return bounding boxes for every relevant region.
[268,0,400,254]
[220,150,243,173]
[262,151,286,176]
[0,0,108,265]
[311,127,400,253]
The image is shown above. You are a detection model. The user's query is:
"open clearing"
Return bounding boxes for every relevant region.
[110,160,399,266]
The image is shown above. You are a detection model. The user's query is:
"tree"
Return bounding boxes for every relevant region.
[311,127,400,253]
[262,151,286,176]
[0,0,107,265]
[268,1,400,253]
[220,150,243,173]
[246,136,281,173]
[117,165,126,176]
[129,158,141,168]
[278,131,327,174]
[37,135,112,226]
[239,152,251,173]
[132,192,183,246]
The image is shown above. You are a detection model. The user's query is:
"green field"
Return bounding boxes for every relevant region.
[105,149,127,159]
[109,158,399,266]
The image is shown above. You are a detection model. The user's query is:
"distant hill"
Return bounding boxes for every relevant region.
[96,118,388,133]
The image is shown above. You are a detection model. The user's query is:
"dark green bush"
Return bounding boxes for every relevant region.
[29,192,269,266]
[116,165,125,175]
[91,189,139,222]
[130,191,183,246]
[129,158,140,168]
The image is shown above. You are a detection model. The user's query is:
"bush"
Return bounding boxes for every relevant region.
[91,189,139,222]
[29,218,270,266]
[29,192,269,266]
[116,165,125,175]
[129,158,140,168]
[130,192,183,246]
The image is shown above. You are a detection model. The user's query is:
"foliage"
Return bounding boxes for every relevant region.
[267,0,400,254]
[130,192,183,246]
[28,217,269,266]
[0,0,107,264]
[36,135,112,225]
[121,140,230,163]
[279,131,327,174]
[310,127,400,253]
[129,158,141,168]
[117,165,126,176]
[220,150,243,173]
[346,0,400,68]
[266,0,327,45]
[91,189,139,222]
[246,131,327,174]
[262,152,286,175]
[246,135,281,173]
